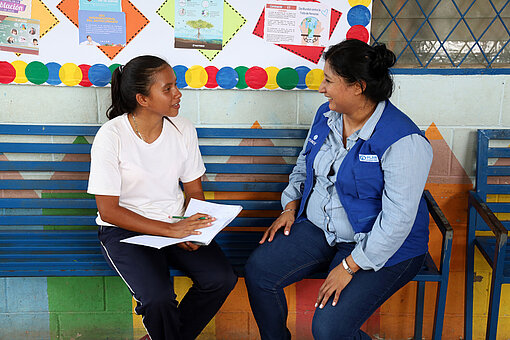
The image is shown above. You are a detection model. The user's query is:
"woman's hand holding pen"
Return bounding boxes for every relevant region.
[164,213,215,238]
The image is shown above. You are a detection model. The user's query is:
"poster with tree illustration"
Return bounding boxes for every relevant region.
[174,0,223,50]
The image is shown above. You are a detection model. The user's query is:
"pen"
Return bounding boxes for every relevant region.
[172,216,207,220]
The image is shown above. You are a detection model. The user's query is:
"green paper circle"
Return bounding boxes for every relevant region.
[109,63,121,73]
[235,66,248,89]
[25,61,49,85]
[276,67,299,90]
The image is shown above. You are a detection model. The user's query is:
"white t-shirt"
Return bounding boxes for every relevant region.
[87,114,206,226]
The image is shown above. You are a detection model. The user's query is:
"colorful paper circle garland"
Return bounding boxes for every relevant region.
[0,60,330,90]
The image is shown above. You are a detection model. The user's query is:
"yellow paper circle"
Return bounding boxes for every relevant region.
[348,0,372,6]
[185,65,208,89]
[12,60,28,84]
[59,63,82,87]
[264,67,279,90]
[305,69,324,90]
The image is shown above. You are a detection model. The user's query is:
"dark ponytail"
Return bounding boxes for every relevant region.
[106,56,170,120]
[323,39,396,102]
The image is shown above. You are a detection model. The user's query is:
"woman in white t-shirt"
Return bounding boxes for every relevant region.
[88,55,237,340]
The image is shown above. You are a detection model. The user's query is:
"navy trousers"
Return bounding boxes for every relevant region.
[98,226,238,340]
[245,220,425,340]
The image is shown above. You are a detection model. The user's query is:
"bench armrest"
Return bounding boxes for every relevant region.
[468,191,508,245]
[424,190,453,238]
[423,190,454,275]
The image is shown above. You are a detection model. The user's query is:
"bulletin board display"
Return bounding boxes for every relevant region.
[0,0,373,89]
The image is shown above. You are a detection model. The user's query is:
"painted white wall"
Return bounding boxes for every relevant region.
[1,74,508,180]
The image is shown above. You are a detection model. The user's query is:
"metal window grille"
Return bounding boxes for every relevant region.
[371,0,510,69]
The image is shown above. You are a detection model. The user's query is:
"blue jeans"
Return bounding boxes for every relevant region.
[245,220,426,340]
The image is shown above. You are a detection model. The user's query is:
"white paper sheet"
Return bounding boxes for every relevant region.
[120,199,243,249]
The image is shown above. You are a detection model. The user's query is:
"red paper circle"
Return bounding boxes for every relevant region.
[0,62,16,84]
[245,66,268,90]
[346,25,370,43]
[78,64,92,87]
[205,66,219,88]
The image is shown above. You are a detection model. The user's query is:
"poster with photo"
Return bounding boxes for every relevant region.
[264,1,330,47]
[174,0,223,50]
[78,10,126,46]
[0,16,38,54]
[0,0,32,19]
[79,0,122,12]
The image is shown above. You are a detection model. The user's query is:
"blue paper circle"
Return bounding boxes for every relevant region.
[347,5,371,27]
[216,67,238,89]
[88,64,111,87]
[173,65,188,88]
[45,62,61,86]
[295,66,311,90]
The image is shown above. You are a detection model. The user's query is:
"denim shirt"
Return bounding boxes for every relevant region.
[281,101,433,270]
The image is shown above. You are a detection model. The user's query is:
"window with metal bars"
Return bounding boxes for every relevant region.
[371,0,510,69]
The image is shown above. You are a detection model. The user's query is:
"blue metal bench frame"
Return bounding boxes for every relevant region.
[465,129,510,340]
[0,124,452,338]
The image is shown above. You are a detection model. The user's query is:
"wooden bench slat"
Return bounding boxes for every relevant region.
[200,145,301,156]
[196,128,308,139]
[0,180,288,192]
[0,124,100,136]
[0,198,282,210]
[488,148,510,157]
[0,143,92,154]
[0,216,277,227]
[0,161,294,174]
[0,143,302,157]
[487,166,510,176]
[0,161,90,172]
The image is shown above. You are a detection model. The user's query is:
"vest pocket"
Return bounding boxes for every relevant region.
[353,163,383,199]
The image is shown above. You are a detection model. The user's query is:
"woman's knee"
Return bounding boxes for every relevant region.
[245,248,269,287]
[312,305,360,340]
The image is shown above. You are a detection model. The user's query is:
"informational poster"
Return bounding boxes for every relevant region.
[264,1,330,47]
[0,0,32,19]
[79,0,122,12]
[0,1,373,89]
[174,0,223,50]
[78,10,126,46]
[0,16,39,54]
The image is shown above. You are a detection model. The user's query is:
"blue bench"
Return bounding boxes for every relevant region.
[465,129,510,340]
[0,123,452,338]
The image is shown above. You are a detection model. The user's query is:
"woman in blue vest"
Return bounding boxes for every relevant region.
[245,39,433,339]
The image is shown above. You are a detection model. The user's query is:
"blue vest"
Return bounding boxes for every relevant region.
[297,101,429,267]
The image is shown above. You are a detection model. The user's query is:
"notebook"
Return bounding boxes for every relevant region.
[120,198,243,249]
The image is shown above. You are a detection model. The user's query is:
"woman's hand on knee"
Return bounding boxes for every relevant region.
[315,264,353,309]
[177,241,200,251]
[260,213,295,244]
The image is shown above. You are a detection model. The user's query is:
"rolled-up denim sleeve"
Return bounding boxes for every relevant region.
[351,134,433,271]
[281,128,312,208]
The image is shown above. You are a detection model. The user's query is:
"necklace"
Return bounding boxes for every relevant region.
[131,113,144,142]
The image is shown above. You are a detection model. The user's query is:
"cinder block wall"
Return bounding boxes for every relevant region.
[0,75,508,339]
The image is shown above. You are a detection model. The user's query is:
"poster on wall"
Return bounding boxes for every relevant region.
[0,0,32,19]
[0,16,39,54]
[78,10,126,46]
[0,0,373,89]
[79,0,122,12]
[264,2,330,47]
[174,0,223,50]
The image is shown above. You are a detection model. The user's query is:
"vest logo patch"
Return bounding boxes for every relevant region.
[359,154,379,162]
[307,137,317,145]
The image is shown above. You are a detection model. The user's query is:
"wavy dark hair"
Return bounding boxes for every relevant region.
[106,55,169,120]
[323,39,396,102]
